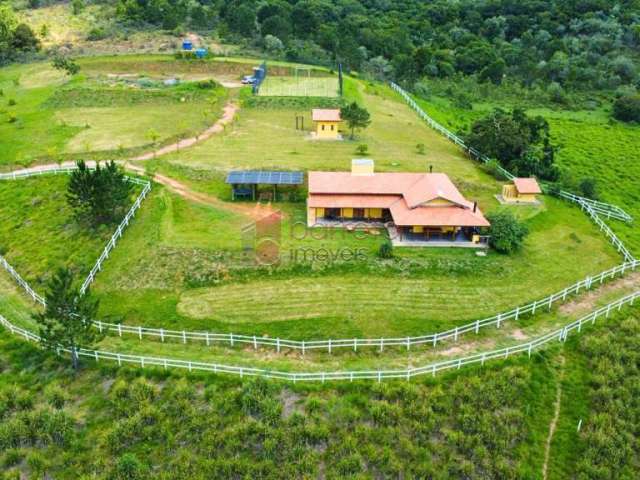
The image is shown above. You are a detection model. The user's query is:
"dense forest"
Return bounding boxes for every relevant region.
[2,1,640,91]
[110,0,640,91]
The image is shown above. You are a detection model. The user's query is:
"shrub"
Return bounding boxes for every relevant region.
[114,453,145,480]
[44,385,67,409]
[416,143,426,155]
[378,241,393,259]
[578,177,599,200]
[355,143,369,155]
[7,99,15,106]
[486,211,528,254]
[196,79,220,90]
[87,27,107,41]
[612,95,640,123]
[52,55,80,76]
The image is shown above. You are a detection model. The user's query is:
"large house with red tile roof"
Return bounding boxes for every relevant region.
[307,160,490,245]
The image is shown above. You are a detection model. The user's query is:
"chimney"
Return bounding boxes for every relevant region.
[351,158,374,176]
[473,201,477,213]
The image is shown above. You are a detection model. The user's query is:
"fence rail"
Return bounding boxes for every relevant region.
[1,291,638,382]
[389,83,634,224]
[0,165,152,301]
[87,260,638,352]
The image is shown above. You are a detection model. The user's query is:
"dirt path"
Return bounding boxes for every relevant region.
[123,162,278,220]
[542,355,566,480]
[3,102,280,220]
[559,271,640,316]
[132,102,239,161]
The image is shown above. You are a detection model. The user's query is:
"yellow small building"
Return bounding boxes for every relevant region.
[312,108,341,139]
[502,177,543,204]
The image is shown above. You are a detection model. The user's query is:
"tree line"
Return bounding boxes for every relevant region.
[0,4,40,64]
[112,0,640,92]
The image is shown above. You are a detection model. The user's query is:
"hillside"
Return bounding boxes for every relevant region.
[0,3,639,478]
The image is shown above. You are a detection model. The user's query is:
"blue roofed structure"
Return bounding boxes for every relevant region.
[225,171,304,200]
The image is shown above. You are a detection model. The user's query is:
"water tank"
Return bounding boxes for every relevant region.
[195,48,207,59]
[182,40,193,51]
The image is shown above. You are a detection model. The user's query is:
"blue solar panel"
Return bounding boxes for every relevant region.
[226,171,304,185]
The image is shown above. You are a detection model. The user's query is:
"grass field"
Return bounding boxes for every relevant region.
[258,76,340,97]
[0,176,114,290]
[0,59,226,169]
[56,104,210,153]
[80,185,620,339]
[411,90,640,256]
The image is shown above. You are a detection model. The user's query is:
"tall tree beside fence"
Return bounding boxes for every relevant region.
[34,268,102,369]
[67,160,133,225]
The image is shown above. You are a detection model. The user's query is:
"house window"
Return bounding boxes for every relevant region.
[331,125,335,131]
[322,125,325,131]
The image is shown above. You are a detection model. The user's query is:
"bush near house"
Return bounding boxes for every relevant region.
[486,211,529,254]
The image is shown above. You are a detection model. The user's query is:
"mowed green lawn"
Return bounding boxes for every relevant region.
[154,81,500,202]
[85,182,620,339]
[0,176,113,290]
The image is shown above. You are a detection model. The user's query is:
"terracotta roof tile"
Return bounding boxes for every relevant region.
[308,171,490,227]
[312,109,341,122]
[513,177,542,194]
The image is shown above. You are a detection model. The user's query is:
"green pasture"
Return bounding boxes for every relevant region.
[81,183,620,339]
[156,82,497,193]
[0,176,114,290]
[56,104,210,153]
[0,59,226,169]
[412,91,640,256]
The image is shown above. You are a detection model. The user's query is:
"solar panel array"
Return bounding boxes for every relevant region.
[226,171,304,185]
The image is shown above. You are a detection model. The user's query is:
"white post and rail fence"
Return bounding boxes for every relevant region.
[1,290,638,382]
[388,82,634,224]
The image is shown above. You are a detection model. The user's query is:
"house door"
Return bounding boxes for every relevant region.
[325,208,340,219]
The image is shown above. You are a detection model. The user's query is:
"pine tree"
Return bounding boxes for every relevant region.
[34,268,101,369]
[341,102,371,140]
[67,160,133,225]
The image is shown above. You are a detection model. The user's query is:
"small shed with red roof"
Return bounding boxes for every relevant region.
[502,177,542,204]
[312,108,341,139]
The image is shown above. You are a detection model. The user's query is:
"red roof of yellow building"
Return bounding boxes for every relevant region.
[312,109,341,122]
[513,177,542,194]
